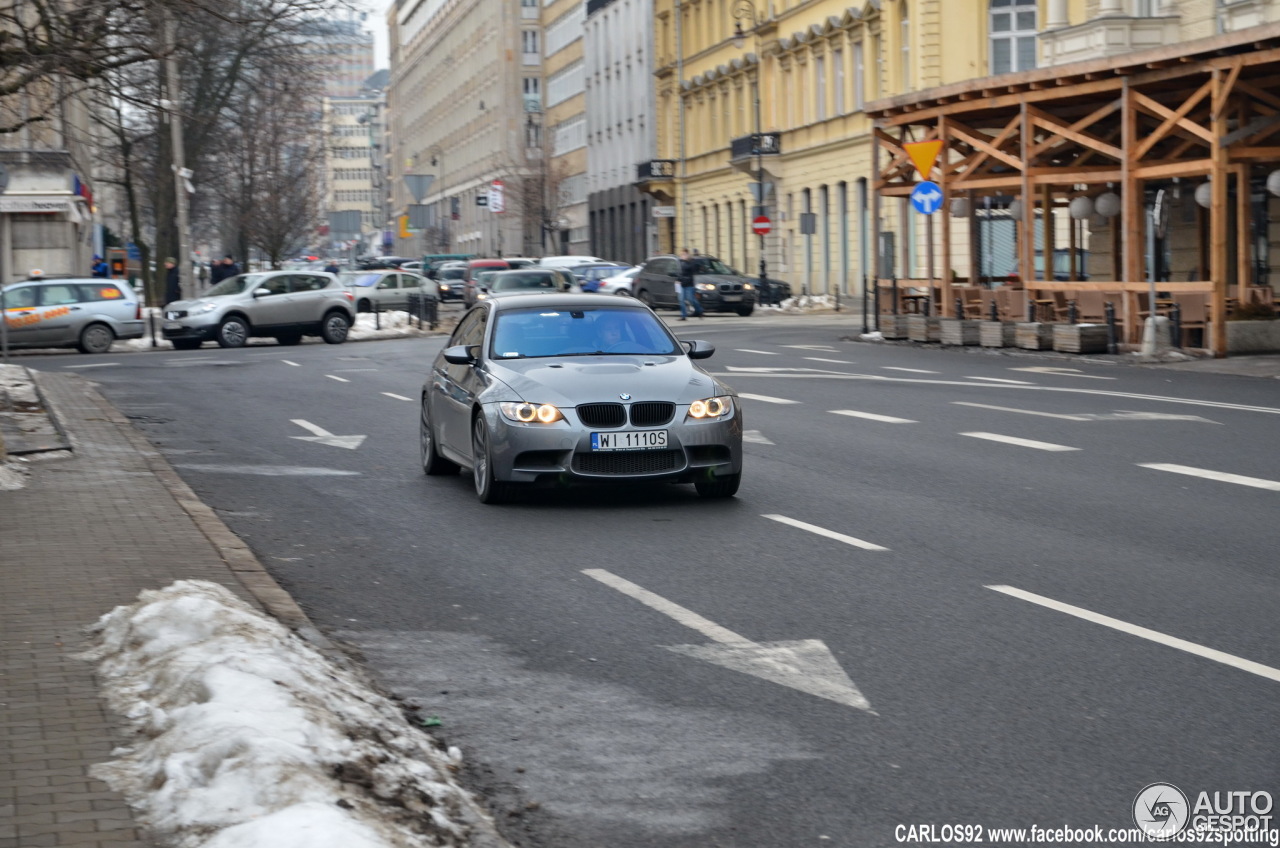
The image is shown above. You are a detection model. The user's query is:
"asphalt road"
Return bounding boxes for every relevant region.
[25,317,1280,848]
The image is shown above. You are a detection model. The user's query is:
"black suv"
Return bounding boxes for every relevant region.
[632,255,757,316]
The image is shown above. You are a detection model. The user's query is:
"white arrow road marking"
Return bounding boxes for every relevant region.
[326,375,350,383]
[953,401,1089,420]
[1011,366,1116,380]
[1137,463,1280,491]
[953,402,1220,424]
[960,432,1080,451]
[743,430,775,445]
[282,360,301,367]
[382,392,413,401]
[735,348,778,355]
[738,392,800,404]
[583,569,873,711]
[290,419,367,450]
[830,409,917,424]
[964,375,1034,385]
[988,585,1280,684]
[762,514,889,551]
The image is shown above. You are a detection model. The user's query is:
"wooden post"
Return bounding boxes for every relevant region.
[1236,163,1250,305]
[872,124,882,327]
[1068,211,1079,281]
[1122,77,1143,345]
[939,117,953,315]
[1019,102,1034,288]
[1210,70,1229,357]
[1042,184,1055,283]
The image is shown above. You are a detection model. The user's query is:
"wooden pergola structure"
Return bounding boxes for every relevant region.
[866,23,1280,356]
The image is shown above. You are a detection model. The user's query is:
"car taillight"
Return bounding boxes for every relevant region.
[343,291,354,302]
[135,303,142,320]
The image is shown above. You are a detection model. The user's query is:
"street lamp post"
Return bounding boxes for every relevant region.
[732,0,770,305]
[430,146,448,252]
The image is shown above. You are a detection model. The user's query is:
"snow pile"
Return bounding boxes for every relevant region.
[776,293,840,314]
[81,580,481,848]
[118,308,442,352]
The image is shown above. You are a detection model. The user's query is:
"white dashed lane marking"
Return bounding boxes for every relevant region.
[383,393,413,401]
[882,367,939,374]
[1137,464,1280,492]
[988,585,1280,684]
[964,376,1034,385]
[830,410,917,424]
[762,514,889,551]
[738,393,800,405]
[805,357,854,364]
[282,360,301,367]
[735,349,779,355]
[952,402,1088,421]
[326,375,350,383]
[960,432,1080,452]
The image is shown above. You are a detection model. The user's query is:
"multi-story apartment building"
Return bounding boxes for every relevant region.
[0,87,95,282]
[387,0,541,258]
[302,18,378,99]
[585,0,659,264]
[324,90,386,258]
[542,0,589,253]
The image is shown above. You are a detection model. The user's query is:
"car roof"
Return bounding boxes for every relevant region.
[486,293,652,311]
[6,277,104,286]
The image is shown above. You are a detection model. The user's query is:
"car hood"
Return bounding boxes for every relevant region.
[487,355,727,407]
[165,293,245,310]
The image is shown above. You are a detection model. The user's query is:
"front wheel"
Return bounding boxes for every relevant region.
[420,397,459,476]
[736,305,755,317]
[472,415,515,504]
[694,472,741,499]
[216,316,249,348]
[637,288,654,308]
[320,311,350,344]
[76,323,115,354]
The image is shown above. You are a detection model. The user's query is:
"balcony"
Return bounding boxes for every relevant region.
[729,132,781,162]
[1040,15,1181,66]
[635,159,676,181]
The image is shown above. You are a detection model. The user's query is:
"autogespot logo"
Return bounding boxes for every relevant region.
[1135,783,1190,838]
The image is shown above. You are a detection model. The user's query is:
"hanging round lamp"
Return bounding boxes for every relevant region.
[950,197,970,218]
[1094,191,1121,218]
[1266,170,1280,197]
[1195,181,1213,209]
[1068,196,1094,220]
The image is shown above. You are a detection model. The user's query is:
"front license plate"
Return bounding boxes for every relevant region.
[592,429,668,451]
[163,321,182,331]
[722,294,742,302]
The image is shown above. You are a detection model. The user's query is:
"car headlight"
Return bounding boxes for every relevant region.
[687,396,735,420]
[191,301,218,314]
[742,283,754,291]
[696,282,717,291]
[499,402,564,424]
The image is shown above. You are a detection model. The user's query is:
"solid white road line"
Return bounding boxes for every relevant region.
[1138,463,1280,492]
[952,401,1089,421]
[960,432,1080,451]
[964,376,1034,385]
[762,514,889,551]
[735,348,778,355]
[805,357,854,364]
[326,375,350,383]
[988,585,1280,684]
[830,409,917,424]
[382,392,413,401]
[282,360,301,367]
[882,367,939,374]
[583,569,750,644]
[738,393,800,404]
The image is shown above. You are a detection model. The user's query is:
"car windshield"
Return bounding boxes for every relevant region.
[339,272,381,287]
[439,268,465,280]
[693,257,734,275]
[476,271,501,284]
[581,266,629,281]
[204,274,267,297]
[491,307,680,359]
[490,272,559,292]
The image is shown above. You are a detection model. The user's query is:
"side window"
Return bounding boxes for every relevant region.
[460,307,488,348]
[449,310,482,346]
[79,284,127,302]
[40,284,81,305]
[291,275,327,292]
[377,274,397,290]
[654,259,675,277]
[5,286,37,308]
[259,275,290,295]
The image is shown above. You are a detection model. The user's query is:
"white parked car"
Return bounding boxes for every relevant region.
[597,266,641,296]
[338,270,435,313]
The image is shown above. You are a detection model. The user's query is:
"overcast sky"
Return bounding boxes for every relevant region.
[358,0,393,69]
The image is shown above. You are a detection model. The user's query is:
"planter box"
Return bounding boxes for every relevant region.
[1226,320,1280,354]
[1053,323,1110,354]
[907,315,942,343]
[1015,322,1054,350]
[879,314,910,339]
[979,321,1017,347]
[940,318,981,346]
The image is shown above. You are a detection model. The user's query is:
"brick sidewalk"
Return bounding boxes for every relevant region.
[0,370,298,848]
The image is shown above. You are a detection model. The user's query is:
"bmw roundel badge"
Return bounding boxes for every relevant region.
[619,393,632,400]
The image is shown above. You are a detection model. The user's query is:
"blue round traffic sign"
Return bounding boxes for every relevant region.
[910,181,944,215]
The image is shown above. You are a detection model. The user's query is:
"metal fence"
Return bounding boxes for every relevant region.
[405,293,439,330]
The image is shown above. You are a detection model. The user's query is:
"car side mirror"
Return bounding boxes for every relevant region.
[443,344,476,365]
[252,288,271,298]
[681,339,715,359]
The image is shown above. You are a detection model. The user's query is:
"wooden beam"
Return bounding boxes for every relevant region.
[1133,158,1214,180]
[1131,89,1216,146]
[1210,69,1229,357]
[1211,57,1244,121]
[1122,78,1144,294]
[1233,77,1280,113]
[1028,103,1125,161]
[1030,168,1124,185]
[951,174,1024,191]
[949,115,1021,181]
[1134,79,1213,161]
[948,119,1025,174]
[1020,102,1035,291]
[1230,145,1280,160]
[1236,163,1251,305]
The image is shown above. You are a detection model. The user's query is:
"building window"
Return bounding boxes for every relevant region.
[1134,0,1162,15]
[901,3,911,91]
[853,41,864,110]
[990,0,1037,76]
[522,29,540,57]
[833,47,845,115]
[815,54,826,121]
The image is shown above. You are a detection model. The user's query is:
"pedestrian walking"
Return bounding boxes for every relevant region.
[91,255,109,278]
[163,258,181,306]
[323,259,341,274]
[677,247,704,321]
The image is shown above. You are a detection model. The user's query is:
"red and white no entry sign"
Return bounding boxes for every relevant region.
[752,215,771,235]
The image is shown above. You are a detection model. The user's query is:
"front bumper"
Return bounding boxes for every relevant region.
[161,320,219,342]
[483,402,743,486]
[696,289,757,312]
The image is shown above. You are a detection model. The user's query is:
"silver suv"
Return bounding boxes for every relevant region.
[162,270,356,350]
[1,276,144,354]
[338,270,435,313]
